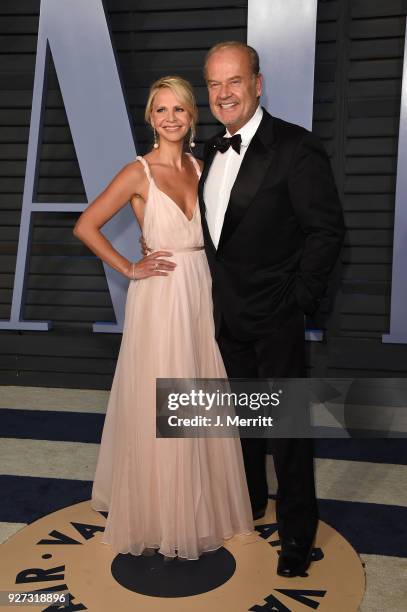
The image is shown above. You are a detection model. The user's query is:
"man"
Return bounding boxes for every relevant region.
[200,41,345,577]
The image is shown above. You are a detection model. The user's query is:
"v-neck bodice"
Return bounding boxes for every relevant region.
[136,154,204,251]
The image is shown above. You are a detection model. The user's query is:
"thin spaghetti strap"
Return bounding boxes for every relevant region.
[135,155,151,182]
[187,153,202,179]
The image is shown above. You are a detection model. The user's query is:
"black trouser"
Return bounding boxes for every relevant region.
[217,313,318,543]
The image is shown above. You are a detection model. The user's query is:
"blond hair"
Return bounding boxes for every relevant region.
[145,75,198,141]
[204,41,260,79]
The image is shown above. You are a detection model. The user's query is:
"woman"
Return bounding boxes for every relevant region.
[73,76,253,561]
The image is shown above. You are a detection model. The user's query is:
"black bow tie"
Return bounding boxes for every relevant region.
[213,133,242,154]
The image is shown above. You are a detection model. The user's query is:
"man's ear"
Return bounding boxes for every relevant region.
[256,73,263,98]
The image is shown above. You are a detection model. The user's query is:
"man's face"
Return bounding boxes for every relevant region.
[205,47,262,134]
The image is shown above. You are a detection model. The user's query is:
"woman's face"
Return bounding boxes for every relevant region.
[150,87,191,145]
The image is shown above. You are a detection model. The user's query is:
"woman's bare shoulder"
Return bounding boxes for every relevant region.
[101,158,148,203]
[122,157,149,188]
[125,157,147,177]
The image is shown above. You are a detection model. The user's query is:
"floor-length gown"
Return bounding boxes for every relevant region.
[91,154,253,560]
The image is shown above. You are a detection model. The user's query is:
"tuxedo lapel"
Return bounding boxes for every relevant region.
[198,143,216,219]
[217,111,277,252]
[199,136,220,253]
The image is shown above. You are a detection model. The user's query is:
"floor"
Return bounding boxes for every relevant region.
[1,386,406,610]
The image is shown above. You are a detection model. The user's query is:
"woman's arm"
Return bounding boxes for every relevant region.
[73,162,175,279]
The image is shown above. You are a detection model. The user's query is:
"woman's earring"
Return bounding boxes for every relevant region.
[153,127,159,149]
[189,128,196,150]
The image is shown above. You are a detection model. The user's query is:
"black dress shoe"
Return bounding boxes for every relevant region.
[252,507,266,520]
[277,537,314,578]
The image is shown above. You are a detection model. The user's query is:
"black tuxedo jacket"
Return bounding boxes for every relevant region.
[199,109,345,340]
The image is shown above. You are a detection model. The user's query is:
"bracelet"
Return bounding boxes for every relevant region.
[130,262,136,280]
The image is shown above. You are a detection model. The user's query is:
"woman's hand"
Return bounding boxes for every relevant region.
[127,251,176,279]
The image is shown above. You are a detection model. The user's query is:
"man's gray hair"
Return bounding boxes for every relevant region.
[204,41,260,78]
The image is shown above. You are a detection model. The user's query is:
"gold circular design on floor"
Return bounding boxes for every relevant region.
[0,500,365,611]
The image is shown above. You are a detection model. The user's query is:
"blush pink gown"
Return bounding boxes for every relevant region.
[91,154,253,560]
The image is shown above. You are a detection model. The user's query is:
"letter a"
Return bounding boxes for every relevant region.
[0,0,139,333]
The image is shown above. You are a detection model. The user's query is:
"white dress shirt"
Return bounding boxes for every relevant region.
[204,105,263,248]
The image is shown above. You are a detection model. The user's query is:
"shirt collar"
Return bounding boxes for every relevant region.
[225,104,263,147]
